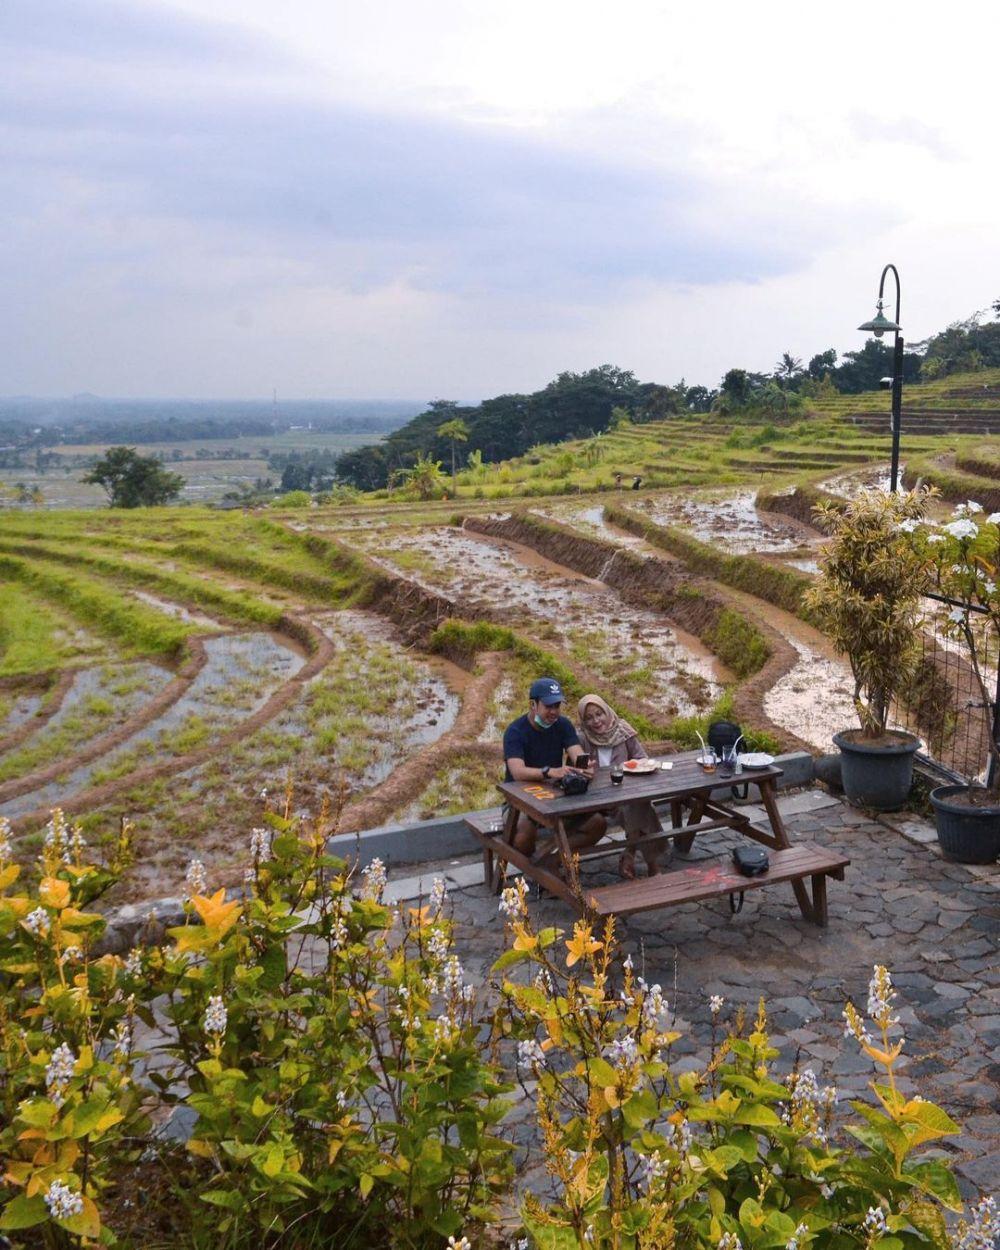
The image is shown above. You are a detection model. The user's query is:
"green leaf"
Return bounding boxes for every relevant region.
[733,1103,782,1128]
[705,1145,745,1175]
[359,1173,374,1199]
[622,1089,659,1131]
[907,1101,960,1137]
[904,1197,951,1249]
[201,1189,244,1211]
[492,949,529,972]
[904,1160,963,1212]
[0,1194,48,1230]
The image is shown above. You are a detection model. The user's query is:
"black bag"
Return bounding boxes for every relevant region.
[558,773,590,796]
[732,845,769,877]
[708,719,749,799]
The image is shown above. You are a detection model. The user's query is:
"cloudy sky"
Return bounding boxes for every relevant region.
[2,0,998,399]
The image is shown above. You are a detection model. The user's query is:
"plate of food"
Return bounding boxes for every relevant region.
[738,752,775,769]
[622,758,659,774]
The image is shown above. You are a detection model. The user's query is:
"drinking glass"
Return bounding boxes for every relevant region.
[610,764,624,786]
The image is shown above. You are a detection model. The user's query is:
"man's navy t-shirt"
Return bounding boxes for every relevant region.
[503,714,579,781]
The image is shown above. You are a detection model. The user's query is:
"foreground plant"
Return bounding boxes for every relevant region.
[496,880,981,1250]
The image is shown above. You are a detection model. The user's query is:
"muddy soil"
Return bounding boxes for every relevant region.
[357,524,722,718]
[764,635,857,752]
[818,464,893,498]
[637,488,819,555]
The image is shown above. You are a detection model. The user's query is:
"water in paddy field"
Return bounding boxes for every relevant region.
[0,632,305,819]
[130,590,222,629]
[764,635,857,752]
[639,489,817,554]
[0,690,45,735]
[818,464,894,498]
[530,504,651,550]
[358,525,722,717]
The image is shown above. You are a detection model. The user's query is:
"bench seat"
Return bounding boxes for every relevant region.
[584,842,849,925]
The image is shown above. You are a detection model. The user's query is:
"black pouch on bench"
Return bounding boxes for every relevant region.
[729,845,769,914]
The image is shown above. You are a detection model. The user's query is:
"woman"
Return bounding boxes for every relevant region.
[577,694,664,879]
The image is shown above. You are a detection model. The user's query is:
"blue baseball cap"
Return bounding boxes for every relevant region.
[529,677,564,706]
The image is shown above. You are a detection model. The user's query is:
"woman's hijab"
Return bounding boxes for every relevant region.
[577,694,638,748]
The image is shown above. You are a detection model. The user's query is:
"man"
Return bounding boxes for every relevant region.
[502,677,606,860]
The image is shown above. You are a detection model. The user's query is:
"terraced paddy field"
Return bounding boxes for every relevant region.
[5,367,1000,901]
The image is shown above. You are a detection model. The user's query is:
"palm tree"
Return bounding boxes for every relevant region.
[437,418,470,483]
[774,352,803,384]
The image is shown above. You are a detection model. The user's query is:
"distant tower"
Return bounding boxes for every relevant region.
[272,388,279,428]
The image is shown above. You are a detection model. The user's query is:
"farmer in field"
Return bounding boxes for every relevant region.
[502,677,605,863]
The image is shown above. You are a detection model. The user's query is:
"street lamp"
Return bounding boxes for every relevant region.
[858,264,903,492]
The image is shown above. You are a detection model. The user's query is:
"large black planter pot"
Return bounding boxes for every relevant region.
[832,730,920,811]
[930,785,1000,864]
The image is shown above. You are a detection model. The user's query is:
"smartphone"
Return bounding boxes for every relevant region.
[575,753,591,769]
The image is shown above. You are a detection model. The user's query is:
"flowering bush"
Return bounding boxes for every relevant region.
[915,500,1000,792]
[495,882,986,1250]
[0,804,513,1247]
[804,489,930,738]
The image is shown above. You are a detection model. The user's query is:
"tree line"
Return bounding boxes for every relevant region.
[334,305,1000,491]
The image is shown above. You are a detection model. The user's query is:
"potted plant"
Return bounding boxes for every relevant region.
[804,488,927,810]
[917,501,1000,862]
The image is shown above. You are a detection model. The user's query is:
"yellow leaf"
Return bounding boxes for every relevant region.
[0,863,21,891]
[512,923,538,952]
[328,1139,343,1164]
[76,1045,94,1074]
[39,877,70,910]
[565,921,601,967]
[190,889,242,933]
[604,1085,620,1108]
[186,1139,217,1160]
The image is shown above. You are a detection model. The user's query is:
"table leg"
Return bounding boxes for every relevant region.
[553,818,581,896]
[810,873,828,927]
[490,805,519,894]
[758,778,813,922]
[675,794,705,855]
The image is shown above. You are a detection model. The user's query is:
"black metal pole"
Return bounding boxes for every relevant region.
[890,332,904,492]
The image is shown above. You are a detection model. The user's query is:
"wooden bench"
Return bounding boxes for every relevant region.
[583,842,850,926]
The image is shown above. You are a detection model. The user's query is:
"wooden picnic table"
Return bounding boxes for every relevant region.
[466,751,849,926]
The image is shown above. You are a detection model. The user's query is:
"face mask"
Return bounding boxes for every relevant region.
[534,712,553,729]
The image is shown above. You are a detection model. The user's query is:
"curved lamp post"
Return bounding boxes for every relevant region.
[858,264,903,492]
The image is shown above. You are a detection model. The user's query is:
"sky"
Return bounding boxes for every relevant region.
[2,0,999,400]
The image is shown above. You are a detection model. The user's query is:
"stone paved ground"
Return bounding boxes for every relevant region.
[401,794,1000,1201]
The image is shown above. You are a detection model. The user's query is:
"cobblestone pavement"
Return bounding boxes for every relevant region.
[411,795,999,1200]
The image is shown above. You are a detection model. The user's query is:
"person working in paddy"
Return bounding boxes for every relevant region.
[502,677,606,864]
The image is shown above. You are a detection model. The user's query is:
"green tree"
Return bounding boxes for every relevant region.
[403,454,446,500]
[774,351,803,384]
[436,417,469,482]
[82,446,185,508]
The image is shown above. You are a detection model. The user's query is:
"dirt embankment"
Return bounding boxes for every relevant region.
[0,668,76,756]
[755,486,843,534]
[461,512,808,752]
[8,621,335,833]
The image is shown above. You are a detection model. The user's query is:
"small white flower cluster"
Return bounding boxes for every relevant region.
[446,1237,471,1250]
[508,1239,529,1250]
[866,965,899,1027]
[335,1089,349,1111]
[710,994,725,1015]
[428,925,450,962]
[185,859,207,898]
[441,954,466,999]
[44,1178,84,1220]
[605,1033,639,1068]
[498,877,528,919]
[0,814,12,863]
[112,1017,133,1059]
[203,995,227,1038]
[124,947,144,977]
[393,984,411,1019]
[642,1151,671,1188]
[662,1117,694,1155]
[516,1038,546,1070]
[534,968,555,995]
[786,1222,809,1250]
[360,857,387,901]
[956,1196,1000,1250]
[863,1207,888,1238]
[46,1042,77,1108]
[249,827,272,864]
[942,518,979,541]
[896,517,920,534]
[25,907,50,938]
[785,1068,836,1142]
[433,1014,456,1045]
[69,823,87,863]
[639,979,668,1029]
[428,876,447,915]
[956,501,983,516]
[718,1234,744,1250]
[44,809,71,864]
[59,945,83,964]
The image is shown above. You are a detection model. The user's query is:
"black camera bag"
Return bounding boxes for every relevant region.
[558,773,590,796]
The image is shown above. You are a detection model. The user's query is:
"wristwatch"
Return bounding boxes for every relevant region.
[541,766,551,779]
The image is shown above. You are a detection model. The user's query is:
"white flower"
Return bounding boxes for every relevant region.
[622,953,634,973]
[359,857,387,901]
[447,1237,471,1250]
[926,533,944,544]
[427,926,450,962]
[46,1042,77,1107]
[184,859,207,898]
[0,815,11,863]
[59,946,83,964]
[516,1038,546,1070]
[718,1235,744,1250]
[710,994,724,1015]
[44,809,71,864]
[249,827,272,864]
[786,1222,809,1250]
[428,876,447,914]
[112,1018,133,1058]
[942,518,979,541]
[442,954,465,999]
[639,979,668,1028]
[988,513,1000,525]
[948,607,966,624]
[663,1117,694,1154]
[203,995,227,1038]
[124,948,143,976]
[330,915,348,949]
[44,1179,84,1220]
[863,1207,888,1237]
[498,878,528,918]
[896,518,919,533]
[956,1196,1000,1250]
[867,965,899,1026]
[985,579,997,595]
[509,1240,530,1250]
[605,1033,639,1067]
[959,500,983,514]
[24,907,50,938]
[433,1014,456,1045]
[69,824,87,862]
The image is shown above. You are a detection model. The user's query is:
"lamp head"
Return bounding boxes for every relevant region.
[858,299,901,339]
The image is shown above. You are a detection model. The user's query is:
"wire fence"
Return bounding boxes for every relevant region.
[890,594,996,784]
